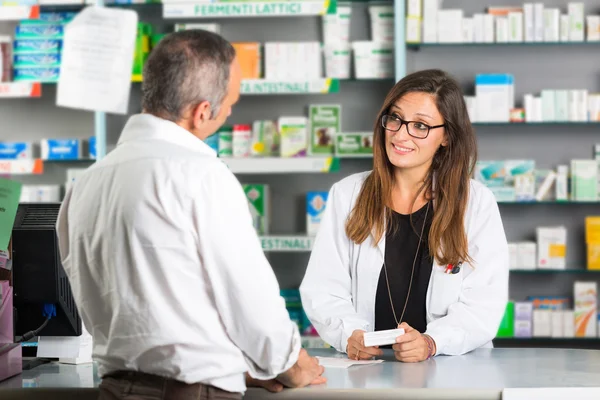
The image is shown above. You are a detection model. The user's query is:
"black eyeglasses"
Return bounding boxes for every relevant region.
[381,114,445,139]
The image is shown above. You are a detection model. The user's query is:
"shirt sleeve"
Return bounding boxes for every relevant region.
[425,186,509,356]
[192,162,300,379]
[56,185,73,263]
[300,182,370,353]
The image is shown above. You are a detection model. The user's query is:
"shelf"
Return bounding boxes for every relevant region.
[44,158,94,163]
[0,5,40,20]
[408,41,600,49]
[510,269,600,274]
[473,122,600,126]
[163,0,336,19]
[261,235,313,252]
[222,157,340,174]
[241,79,340,94]
[493,338,600,350]
[498,201,600,205]
[0,82,41,99]
[131,77,340,94]
[0,159,43,175]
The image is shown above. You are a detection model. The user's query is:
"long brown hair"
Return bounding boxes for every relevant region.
[345,69,477,266]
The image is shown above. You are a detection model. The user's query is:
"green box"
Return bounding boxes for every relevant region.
[243,184,269,235]
[309,104,341,155]
[217,126,233,157]
[335,132,373,157]
[496,301,515,338]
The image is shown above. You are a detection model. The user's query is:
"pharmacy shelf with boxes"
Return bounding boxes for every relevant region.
[465,74,600,124]
[405,0,600,45]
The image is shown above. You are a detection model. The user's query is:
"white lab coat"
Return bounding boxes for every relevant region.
[300,171,509,356]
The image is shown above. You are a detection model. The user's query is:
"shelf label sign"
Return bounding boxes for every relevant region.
[164,1,336,18]
[261,236,313,251]
[241,79,338,94]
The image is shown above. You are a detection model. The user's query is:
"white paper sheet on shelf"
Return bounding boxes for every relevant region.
[504,388,600,400]
[57,6,137,114]
[316,356,383,369]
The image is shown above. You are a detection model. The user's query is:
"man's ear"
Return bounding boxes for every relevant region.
[191,100,212,129]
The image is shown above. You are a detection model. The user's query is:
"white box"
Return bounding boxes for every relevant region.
[533,97,543,122]
[483,14,495,43]
[517,242,537,270]
[407,0,422,18]
[560,14,570,42]
[524,3,535,42]
[508,243,518,269]
[475,74,514,123]
[508,12,524,42]
[364,328,405,347]
[543,8,560,42]
[551,311,564,338]
[536,226,567,269]
[406,17,422,43]
[496,17,509,43]
[556,165,569,201]
[563,310,575,338]
[473,14,485,43]
[514,320,532,338]
[533,309,552,337]
[568,90,579,122]
[535,170,557,201]
[588,16,600,41]
[524,94,536,122]
[423,0,439,43]
[590,94,600,121]
[515,174,536,201]
[541,90,556,122]
[437,10,464,43]
[574,281,597,338]
[20,185,61,203]
[515,302,534,321]
[464,96,477,122]
[554,90,569,122]
[462,18,474,43]
[265,42,322,80]
[568,2,585,42]
[578,90,589,122]
[534,3,545,42]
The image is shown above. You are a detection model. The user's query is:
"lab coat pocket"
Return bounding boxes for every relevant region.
[429,269,463,316]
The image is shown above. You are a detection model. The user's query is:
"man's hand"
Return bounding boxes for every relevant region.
[392,322,436,363]
[346,329,383,360]
[245,374,284,393]
[276,349,327,388]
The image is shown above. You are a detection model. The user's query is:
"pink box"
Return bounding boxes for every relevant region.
[0,281,22,382]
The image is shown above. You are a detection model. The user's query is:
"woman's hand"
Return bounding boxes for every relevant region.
[392,322,436,363]
[346,329,383,360]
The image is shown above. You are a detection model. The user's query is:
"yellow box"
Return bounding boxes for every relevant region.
[585,216,600,243]
[587,243,600,270]
[232,42,261,80]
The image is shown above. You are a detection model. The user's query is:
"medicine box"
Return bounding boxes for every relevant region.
[231,42,261,80]
[0,142,33,160]
[14,67,60,83]
[335,132,373,157]
[251,120,279,157]
[41,139,82,160]
[203,133,219,154]
[279,117,308,158]
[15,24,64,40]
[574,281,597,337]
[243,184,269,235]
[571,160,598,201]
[436,9,463,44]
[536,226,567,269]
[475,74,514,123]
[20,185,61,203]
[307,191,328,236]
[568,2,585,42]
[217,126,233,158]
[309,105,341,155]
[13,53,61,68]
[13,39,62,54]
[475,161,506,187]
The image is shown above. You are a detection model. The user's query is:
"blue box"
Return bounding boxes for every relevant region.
[306,191,328,236]
[41,139,82,160]
[475,73,515,85]
[14,53,61,68]
[15,24,64,39]
[89,136,97,159]
[204,133,219,153]
[280,289,301,308]
[0,142,33,160]
[14,67,60,83]
[13,39,62,54]
[39,12,77,24]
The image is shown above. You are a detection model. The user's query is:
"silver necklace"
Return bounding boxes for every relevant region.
[383,201,430,326]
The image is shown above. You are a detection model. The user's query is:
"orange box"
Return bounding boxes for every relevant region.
[232,42,261,79]
[487,7,523,16]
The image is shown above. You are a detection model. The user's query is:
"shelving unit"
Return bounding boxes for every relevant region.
[0,159,44,175]
[0,5,39,20]
[163,0,337,19]
[222,157,340,174]
[408,41,600,50]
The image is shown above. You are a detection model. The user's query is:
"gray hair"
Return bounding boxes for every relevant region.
[141,30,236,121]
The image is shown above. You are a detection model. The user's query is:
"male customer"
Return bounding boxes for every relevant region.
[56,30,325,400]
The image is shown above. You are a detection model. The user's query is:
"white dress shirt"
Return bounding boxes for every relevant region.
[56,114,300,393]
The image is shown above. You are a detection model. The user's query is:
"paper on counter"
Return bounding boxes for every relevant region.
[57,6,138,114]
[316,356,383,369]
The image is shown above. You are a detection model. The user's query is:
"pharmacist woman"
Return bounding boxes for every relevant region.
[300,69,509,363]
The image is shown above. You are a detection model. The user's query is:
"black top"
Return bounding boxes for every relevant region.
[375,203,434,336]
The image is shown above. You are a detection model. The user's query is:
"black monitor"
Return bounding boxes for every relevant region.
[12,203,82,343]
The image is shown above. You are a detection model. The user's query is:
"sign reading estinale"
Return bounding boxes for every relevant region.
[0,178,22,252]
[261,236,313,252]
[241,79,340,95]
